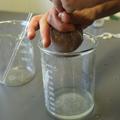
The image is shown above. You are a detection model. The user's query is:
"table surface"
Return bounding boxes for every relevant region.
[0,11,120,120]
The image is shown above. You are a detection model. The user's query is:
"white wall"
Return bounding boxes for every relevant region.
[0,0,52,13]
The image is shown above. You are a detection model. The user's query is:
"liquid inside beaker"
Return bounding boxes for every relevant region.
[47,88,94,120]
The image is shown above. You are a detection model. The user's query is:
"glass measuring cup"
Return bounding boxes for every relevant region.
[38,33,97,120]
[0,20,35,86]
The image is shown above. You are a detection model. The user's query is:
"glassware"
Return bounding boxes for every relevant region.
[38,33,97,120]
[92,18,105,28]
[0,20,35,86]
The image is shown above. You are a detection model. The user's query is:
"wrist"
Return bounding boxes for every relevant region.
[93,0,120,20]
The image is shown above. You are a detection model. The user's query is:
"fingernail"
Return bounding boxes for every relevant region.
[43,39,51,48]
[58,12,64,21]
[27,31,35,40]
[42,39,49,48]
[42,39,46,47]
[27,31,32,39]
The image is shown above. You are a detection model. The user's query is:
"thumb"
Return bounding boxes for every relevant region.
[58,12,71,23]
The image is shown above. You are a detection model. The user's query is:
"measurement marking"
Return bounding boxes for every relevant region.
[49,102,55,107]
[48,75,53,80]
[49,92,55,97]
[50,106,55,111]
[46,64,57,70]
[49,81,54,86]
[48,86,54,91]
[49,72,53,77]
[49,97,55,102]
[46,64,53,68]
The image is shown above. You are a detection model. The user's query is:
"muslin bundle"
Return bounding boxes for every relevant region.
[48,27,83,53]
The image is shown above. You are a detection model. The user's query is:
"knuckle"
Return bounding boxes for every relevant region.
[32,15,38,20]
[31,15,40,23]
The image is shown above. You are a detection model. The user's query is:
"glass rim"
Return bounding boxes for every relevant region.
[0,20,26,24]
[0,20,27,38]
[39,33,97,57]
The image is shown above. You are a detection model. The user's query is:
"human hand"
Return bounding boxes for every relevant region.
[47,7,95,32]
[50,0,106,13]
[27,7,93,48]
[27,7,94,49]
[27,0,120,47]
[27,9,75,48]
[27,13,51,48]
[48,0,120,32]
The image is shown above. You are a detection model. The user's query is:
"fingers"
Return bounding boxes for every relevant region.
[40,13,51,48]
[56,8,95,29]
[27,15,42,40]
[27,14,51,48]
[47,8,75,32]
[58,12,71,23]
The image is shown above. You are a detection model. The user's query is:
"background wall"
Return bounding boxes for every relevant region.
[0,0,52,13]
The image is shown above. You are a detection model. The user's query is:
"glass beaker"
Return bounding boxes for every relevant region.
[0,20,35,86]
[39,33,96,120]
